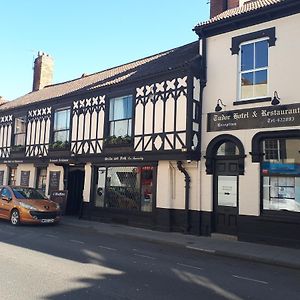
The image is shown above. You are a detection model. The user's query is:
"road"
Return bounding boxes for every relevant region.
[0,219,299,300]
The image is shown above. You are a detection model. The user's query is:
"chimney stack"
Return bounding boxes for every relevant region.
[210,0,240,18]
[32,51,53,91]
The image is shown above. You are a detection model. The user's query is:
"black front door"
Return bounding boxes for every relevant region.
[213,160,239,235]
[65,168,85,216]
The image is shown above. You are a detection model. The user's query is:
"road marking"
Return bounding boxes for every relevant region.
[134,254,156,260]
[98,245,117,251]
[232,275,268,285]
[186,246,216,253]
[69,239,85,245]
[45,234,58,239]
[176,263,203,271]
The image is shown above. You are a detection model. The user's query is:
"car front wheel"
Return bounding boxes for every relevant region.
[10,209,20,226]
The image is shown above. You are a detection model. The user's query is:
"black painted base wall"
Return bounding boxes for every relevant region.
[81,203,300,248]
[238,215,300,249]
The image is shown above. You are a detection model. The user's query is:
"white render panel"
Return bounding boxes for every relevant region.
[0,126,3,148]
[77,114,84,141]
[83,163,92,202]
[71,114,78,141]
[35,120,41,145]
[157,160,198,210]
[2,126,7,147]
[176,92,187,131]
[135,102,143,135]
[84,111,91,141]
[144,101,154,134]
[165,95,175,132]
[154,97,164,134]
[90,111,97,140]
[97,110,104,139]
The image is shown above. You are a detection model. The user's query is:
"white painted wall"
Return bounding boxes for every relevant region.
[83,163,92,202]
[156,160,200,211]
[201,14,300,216]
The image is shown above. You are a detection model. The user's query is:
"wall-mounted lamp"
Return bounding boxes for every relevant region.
[215,99,226,112]
[271,91,280,106]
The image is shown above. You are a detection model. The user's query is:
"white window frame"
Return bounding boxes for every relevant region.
[53,107,71,143]
[238,37,269,101]
[109,95,133,138]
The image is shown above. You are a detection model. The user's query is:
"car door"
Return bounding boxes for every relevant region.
[0,187,13,219]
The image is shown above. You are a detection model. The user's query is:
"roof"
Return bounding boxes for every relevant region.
[194,0,284,28]
[0,42,199,112]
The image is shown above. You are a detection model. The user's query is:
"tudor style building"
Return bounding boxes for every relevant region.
[194,0,300,247]
[0,43,203,232]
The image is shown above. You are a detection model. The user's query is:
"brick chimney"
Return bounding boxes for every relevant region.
[32,51,53,91]
[210,0,240,18]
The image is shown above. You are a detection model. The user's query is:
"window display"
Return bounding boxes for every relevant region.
[262,138,300,212]
[95,165,154,212]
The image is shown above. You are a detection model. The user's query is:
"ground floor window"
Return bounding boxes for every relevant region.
[95,165,154,212]
[261,138,300,212]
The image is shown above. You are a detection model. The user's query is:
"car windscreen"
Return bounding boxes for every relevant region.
[12,188,47,200]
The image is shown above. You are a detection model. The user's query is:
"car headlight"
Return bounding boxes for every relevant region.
[19,202,37,210]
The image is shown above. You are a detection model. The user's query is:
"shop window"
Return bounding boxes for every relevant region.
[95,165,154,212]
[53,107,71,146]
[14,116,26,146]
[261,138,300,212]
[107,95,132,144]
[36,168,47,194]
[239,39,268,100]
[216,142,239,156]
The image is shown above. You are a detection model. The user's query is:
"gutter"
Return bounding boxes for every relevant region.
[177,161,191,233]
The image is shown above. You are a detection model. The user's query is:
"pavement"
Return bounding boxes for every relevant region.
[61,216,300,271]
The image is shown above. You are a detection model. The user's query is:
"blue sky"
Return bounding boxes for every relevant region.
[0,1,209,100]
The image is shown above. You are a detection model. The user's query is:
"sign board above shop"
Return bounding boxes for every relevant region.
[207,103,300,132]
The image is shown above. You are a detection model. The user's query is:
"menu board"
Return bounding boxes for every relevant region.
[50,190,68,214]
[20,171,30,187]
[48,171,61,195]
[0,171,4,186]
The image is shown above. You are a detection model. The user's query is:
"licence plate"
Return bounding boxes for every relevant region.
[41,219,54,223]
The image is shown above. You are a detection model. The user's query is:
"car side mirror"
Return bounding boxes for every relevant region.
[2,195,12,202]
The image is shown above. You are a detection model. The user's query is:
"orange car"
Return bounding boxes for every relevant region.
[0,186,61,225]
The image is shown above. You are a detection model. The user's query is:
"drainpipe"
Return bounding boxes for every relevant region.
[177,161,191,233]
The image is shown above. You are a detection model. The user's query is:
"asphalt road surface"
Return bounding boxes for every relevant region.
[0,219,299,300]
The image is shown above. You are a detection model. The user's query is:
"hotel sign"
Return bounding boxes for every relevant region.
[207,103,300,132]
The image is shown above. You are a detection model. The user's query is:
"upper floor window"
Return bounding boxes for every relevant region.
[14,116,26,146]
[109,95,132,138]
[53,108,70,143]
[240,39,268,100]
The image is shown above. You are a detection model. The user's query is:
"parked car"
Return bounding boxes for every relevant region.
[0,186,61,225]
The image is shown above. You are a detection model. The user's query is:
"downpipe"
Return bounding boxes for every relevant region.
[177,161,191,233]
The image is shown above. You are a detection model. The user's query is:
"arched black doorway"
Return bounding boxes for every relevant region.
[205,135,245,235]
